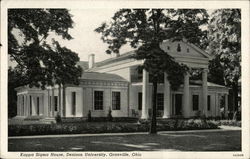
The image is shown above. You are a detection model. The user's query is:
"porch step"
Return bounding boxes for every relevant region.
[40,118,56,124]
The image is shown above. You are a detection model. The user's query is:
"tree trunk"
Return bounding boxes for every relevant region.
[150,79,157,134]
[62,84,66,117]
[232,83,238,112]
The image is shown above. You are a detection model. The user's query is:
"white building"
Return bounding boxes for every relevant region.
[14,41,229,120]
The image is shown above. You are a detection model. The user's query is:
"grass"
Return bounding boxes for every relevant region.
[8,130,241,151]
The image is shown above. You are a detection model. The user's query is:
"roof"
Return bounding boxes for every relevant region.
[80,72,128,82]
[77,61,89,70]
[94,50,135,68]
[88,40,210,70]
[190,80,227,88]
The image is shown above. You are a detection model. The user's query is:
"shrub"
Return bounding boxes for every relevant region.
[219,120,241,127]
[8,119,219,136]
[107,108,113,122]
[87,110,92,122]
[55,113,62,123]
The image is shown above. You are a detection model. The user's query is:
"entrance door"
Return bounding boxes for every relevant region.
[175,94,182,115]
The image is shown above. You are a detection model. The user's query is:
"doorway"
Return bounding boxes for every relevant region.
[175,94,182,115]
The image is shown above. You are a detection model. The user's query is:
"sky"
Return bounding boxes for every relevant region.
[9,9,214,66]
[52,9,133,63]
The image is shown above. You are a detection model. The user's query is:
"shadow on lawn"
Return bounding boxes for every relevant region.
[8,130,241,151]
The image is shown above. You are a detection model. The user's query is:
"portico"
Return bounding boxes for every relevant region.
[16,93,44,116]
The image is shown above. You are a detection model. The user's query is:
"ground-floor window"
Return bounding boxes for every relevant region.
[72,92,76,115]
[193,95,199,111]
[207,95,211,111]
[112,92,120,110]
[138,92,142,110]
[94,91,103,110]
[157,93,164,110]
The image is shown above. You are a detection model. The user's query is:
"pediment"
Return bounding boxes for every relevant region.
[160,41,210,59]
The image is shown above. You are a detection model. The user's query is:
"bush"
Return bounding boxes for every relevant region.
[219,120,241,127]
[87,110,92,122]
[107,108,113,122]
[8,119,219,136]
[55,113,62,123]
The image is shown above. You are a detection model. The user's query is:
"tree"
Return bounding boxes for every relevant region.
[8,9,82,116]
[207,9,241,111]
[95,9,208,134]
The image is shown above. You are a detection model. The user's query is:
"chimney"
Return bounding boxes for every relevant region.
[116,53,120,57]
[88,54,95,68]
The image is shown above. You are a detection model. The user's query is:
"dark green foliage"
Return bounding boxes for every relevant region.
[8,119,218,136]
[107,108,113,122]
[8,9,82,117]
[8,9,82,89]
[87,110,92,122]
[207,9,241,110]
[55,113,62,123]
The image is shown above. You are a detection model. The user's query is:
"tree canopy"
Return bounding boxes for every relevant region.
[95,9,208,89]
[8,9,82,89]
[207,9,241,110]
[207,9,241,87]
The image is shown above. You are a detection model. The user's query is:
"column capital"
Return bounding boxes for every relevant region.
[202,68,209,73]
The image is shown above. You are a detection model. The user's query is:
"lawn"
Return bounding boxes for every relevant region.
[8,129,241,151]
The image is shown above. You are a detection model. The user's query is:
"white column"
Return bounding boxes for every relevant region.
[17,95,20,116]
[202,68,208,116]
[225,94,228,118]
[47,89,50,117]
[183,72,190,118]
[27,94,30,116]
[141,69,149,119]
[20,95,23,116]
[163,72,171,118]
[51,88,55,117]
[24,95,27,116]
[31,96,35,116]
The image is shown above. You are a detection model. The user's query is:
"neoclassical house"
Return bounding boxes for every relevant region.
[14,41,229,120]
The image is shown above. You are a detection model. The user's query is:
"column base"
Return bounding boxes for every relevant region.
[140,115,149,119]
[162,115,171,119]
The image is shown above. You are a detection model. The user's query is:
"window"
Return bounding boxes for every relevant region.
[137,68,143,80]
[167,46,170,50]
[138,92,142,110]
[207,95,211,111]
[177,43,181,52]
[112,92,121,110]
[72,92,76,115]
[54,96,58,111]
[37,97,39,115]
[187,48,189,53]
[157,93,164,110]
[94,91,103,110]
[193,95,199,110]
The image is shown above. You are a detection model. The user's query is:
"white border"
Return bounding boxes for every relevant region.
[1,0,249,159]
